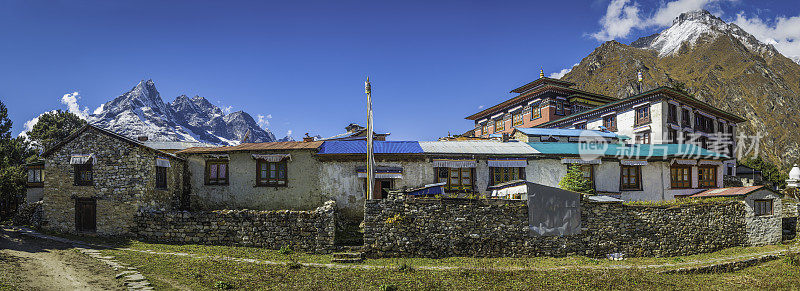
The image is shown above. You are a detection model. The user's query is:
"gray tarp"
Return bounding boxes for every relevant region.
[527,182,581,236]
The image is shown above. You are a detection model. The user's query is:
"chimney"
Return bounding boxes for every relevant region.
[137,136,148,142]
[303,133,315,142]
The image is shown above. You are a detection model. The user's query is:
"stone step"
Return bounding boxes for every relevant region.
[332,252,363,259]
[331,257,364,263]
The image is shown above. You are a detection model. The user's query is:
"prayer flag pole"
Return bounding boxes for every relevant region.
[365,77,375,200]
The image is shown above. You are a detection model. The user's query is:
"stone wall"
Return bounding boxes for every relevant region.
[134,200,337,253]
[364,196,749,258]
[42,127,186,235]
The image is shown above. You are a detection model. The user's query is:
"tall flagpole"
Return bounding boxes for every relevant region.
[365,77,375,200]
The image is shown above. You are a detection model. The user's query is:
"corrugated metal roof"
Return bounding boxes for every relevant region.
[526,142,729,159]
[515,127,619,138]
[143,141,213,150]
[317,140,423,154]
[691,186,765,197]
[177,141,323,154]
[419,141,540,155]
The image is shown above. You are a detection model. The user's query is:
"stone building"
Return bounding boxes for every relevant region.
[25,160,45,204]
[40,124,186,235]
[176,141,331,212]
[687,185,783,246]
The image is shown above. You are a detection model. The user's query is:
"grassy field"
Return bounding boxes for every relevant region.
[102,248,800,290]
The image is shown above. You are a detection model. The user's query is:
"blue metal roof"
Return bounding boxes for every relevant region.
[317,140,423,154]
[515,127,619,138]
[525,142,729,159]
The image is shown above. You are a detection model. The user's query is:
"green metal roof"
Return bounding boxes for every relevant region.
[526,142,729,159]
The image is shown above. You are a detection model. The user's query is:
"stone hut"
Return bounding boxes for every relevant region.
[688,185,783,246]
[40,124,186,236]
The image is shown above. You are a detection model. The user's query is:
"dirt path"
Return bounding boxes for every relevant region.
[0,230,124,290]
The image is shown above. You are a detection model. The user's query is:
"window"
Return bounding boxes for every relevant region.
[668,103,678,123]
[667,129,679,144]
[682,109,691,127]
[698,166,717,188]
[27,166,43,187]
[482,124,489,135]
[754,200,773,216]
[73,164,93,186]
[512,112,523,127]
[694,114,715,133]
[490,167,525,186]
[718,121,725,133]
[670,166,691,188]
[257,160,287,187]
[620,165,642,190]
[495,118,505,132]
[603,115,617,131]
[635,106,650,126]
[205,160,229,185]
[436,167,474,193]
[555,102,564,115]
[155,167,168,189]
[635,131,651,144]
[574,123,586,130]
[531,104,541,120]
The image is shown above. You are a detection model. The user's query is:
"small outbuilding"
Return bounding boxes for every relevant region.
[689,185,782,246]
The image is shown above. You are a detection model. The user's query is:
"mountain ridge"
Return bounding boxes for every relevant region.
[561,10,800,167]
[90,80,279,145]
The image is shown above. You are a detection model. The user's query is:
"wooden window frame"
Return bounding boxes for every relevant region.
[489,167,525,187]
[668,103,678,124]
[73,164,94,186]
[603,115,617,131]
[27,166,43,188]
[567,164,595,190]
[256,159,288,187]
[494,118,505,132]
[635,106,651,126]
[698,165,717,188]
[635,131,651,144]
[205,160,229,185]
[682,109,691,127]
[754,199,773,216]
[530,104,541,120]
[435,167,475,193]
[670,165,692,189]
[155,166,168,190]
[620,165,642,191]
[555,102,564,116]
[512,112,524,127]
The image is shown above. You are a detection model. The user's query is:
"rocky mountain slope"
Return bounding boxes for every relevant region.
[90,80,278,145]
[561,10,800,167]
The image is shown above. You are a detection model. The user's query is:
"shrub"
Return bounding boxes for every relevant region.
[785,251,800,266]
[558,164,595,194]
[396,262,413,272]
[214,281,233,290]
[379,284,398,291]
[286,260,303,270]
[278,245,293,255]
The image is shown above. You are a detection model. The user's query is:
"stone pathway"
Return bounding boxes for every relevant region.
[9,227,154,290]
[12,227,798,273]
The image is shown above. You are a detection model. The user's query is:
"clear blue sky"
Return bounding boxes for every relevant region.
[1,0,798,140]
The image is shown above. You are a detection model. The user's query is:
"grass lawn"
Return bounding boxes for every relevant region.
[102,248,800,290]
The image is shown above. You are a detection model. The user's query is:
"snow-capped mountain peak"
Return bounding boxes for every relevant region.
[631,10,779,59]
[89,80,278,145]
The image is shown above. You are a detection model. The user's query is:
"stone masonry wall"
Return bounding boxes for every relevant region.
[364,197,748,258]
[134,200,337,253]
[43,127,185,235]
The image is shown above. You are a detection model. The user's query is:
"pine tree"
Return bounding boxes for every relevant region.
[27,110,86,151]
[0,101,36,220]
[558,164,595,194]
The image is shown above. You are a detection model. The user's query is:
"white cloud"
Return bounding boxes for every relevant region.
[60,92,89,119]
[257,114,271,128]
[549,63,580,79]
[591,0,730,41]
[591,0,643,41]
[478,105,485,109]
[286,130,292,137]
[18,110,57,139]
[733,12,800,62]
[93,103,105,115]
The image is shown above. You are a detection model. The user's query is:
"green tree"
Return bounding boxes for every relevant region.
[27,110,86,151]
[559,164,595,194]
[0,101,37,220]
[740,156,788,189]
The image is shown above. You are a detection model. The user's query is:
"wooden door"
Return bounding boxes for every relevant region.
[366,179,393,199]
[75,198,96,232]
